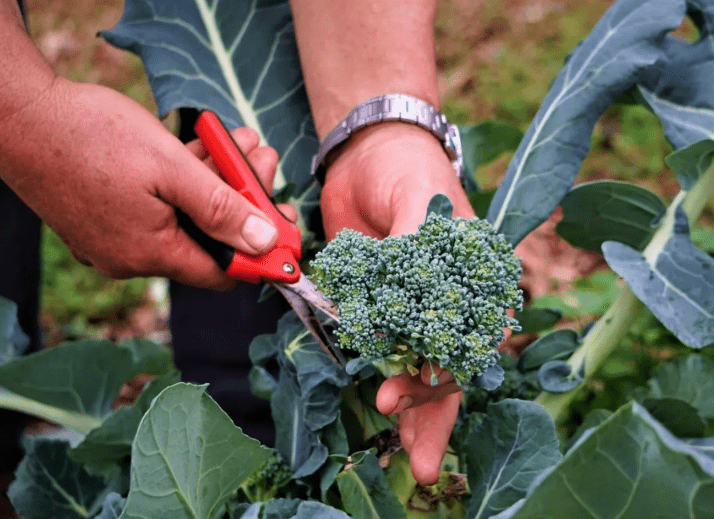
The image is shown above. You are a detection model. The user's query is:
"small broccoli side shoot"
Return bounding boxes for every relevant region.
[309,212,523,388]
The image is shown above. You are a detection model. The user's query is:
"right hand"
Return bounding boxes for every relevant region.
[0,78,284,289]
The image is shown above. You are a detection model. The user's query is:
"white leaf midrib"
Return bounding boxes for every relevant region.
[194,0,287,189]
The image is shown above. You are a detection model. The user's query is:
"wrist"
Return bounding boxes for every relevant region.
[312,88,442,139]
[324,122,455,187]
[311,93,462,186]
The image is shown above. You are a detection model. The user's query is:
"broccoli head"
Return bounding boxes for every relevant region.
[309,211,523,387]
[240,451,293,502]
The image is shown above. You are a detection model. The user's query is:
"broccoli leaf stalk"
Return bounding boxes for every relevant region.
[310,209,523,388]
[537,162,714,419]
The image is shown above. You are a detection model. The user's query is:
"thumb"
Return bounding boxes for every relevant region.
[160,152,279,256]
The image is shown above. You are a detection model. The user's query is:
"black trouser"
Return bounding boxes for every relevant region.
[0,182,41,472]
[0,110,284,473]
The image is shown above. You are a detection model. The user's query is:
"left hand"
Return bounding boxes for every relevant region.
[375,364,462,484]
[320,121,473,485]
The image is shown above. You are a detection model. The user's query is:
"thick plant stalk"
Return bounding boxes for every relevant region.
[537,164,714,420]
[0,387,102,433]
[535,287,642,417]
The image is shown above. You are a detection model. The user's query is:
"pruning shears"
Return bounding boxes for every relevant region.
[191,111,341,364]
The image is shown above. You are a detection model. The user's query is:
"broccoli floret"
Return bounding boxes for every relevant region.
[240,452,293,502]
[309,212,523,388]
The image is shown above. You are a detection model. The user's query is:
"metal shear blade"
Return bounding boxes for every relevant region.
[270,274,342,366]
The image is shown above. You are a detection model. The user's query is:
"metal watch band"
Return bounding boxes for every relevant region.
[310,93,464,185]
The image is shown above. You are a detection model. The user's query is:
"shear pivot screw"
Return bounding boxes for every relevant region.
[283,263,296,275]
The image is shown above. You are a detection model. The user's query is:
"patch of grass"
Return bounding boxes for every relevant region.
[40,226,149,337]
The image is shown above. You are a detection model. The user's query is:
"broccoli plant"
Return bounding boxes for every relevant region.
[239,452,294,503]
[6,0,714,518]
[309,206,522,387]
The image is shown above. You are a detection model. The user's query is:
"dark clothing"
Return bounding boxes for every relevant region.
[17,0,26,25]
[0,182,41,472]
[170,282,286,444]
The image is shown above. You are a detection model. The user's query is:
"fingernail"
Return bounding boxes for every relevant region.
[242,214,278,253]
[393,396,413,414]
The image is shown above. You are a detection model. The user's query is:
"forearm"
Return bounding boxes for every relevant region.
[0,2,57,135]
[289,0,440,138]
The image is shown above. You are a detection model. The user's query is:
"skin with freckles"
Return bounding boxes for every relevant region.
[0,2,287,291]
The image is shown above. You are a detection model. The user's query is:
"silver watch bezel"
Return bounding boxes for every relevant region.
[311,93,464,185]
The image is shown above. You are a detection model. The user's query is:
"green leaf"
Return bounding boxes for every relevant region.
[635,355,714,422]
[517,329,579,371]
[291,501,353,519]
[231,499,355,519]
[537,360,584,394]
[101,0,320,228]
[642,397,707,438]
[556,181,666,252]
[0,338,174,431]
[486,0,685,245]
[426,194,454,220]
[0,296,30,363]
[120,383,272,519]
[635,4,714,152]
[691,225,714,254]
[472,364,505,391]
[384,450,416,510]
[465,399,561,519]
[8,437,118,519]
[250,312,351,479]
[666,140,714,190]
[340,379,394,448]
[271,368,327,478]
[562,409,613,453]
[603,208,714,348]
[336,452,406,519]
[495,402,714,519]
[67,371,181,475]
[317,410,349,502]
[531,271,623,319]
[458,122,523,192]
[467,188,497,220]
[248,365,278,401]
[511,307,562,336]
[262,499,301,518]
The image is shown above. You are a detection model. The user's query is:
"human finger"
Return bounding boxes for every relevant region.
[375,371,461,415]
[185,125,261,161]
[401,391,462,485]
[157,151,279,257]
[245,145,279,195]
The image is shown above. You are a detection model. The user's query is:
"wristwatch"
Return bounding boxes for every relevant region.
[310,93,464,185]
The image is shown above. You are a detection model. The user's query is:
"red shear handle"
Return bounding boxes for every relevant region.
[195,111,302,284]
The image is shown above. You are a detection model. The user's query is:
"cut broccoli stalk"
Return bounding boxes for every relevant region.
[309,213,523,388]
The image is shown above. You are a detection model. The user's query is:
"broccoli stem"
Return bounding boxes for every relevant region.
[537,163,714,420]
